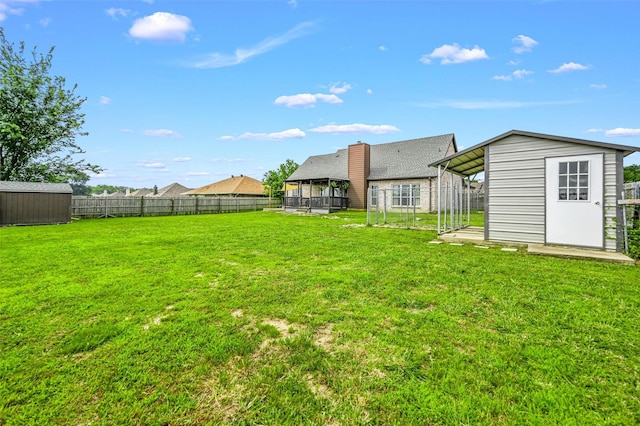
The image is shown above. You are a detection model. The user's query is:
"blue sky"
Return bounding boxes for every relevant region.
[2,0,639,189]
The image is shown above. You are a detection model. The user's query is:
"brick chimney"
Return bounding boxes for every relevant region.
[347,141,370,209]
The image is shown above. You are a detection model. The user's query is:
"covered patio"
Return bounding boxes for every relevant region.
[283,179,349,213]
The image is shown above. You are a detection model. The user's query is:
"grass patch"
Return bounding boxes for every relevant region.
[1,211,639,425]
[61,321,122,354]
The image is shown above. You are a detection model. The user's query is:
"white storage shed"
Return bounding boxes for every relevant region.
[429,130,639,252]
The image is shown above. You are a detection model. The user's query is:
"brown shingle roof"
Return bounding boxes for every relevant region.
[184,175,265,196]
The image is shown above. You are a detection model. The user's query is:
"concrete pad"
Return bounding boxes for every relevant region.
[429,240,443,244]
[501,247,518,252]
[449,243,464,246]
[475,245,489,249]
[528,244,636,265]
[439,227,486,245]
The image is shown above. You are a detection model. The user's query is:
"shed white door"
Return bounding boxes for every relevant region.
[545,154,603,248]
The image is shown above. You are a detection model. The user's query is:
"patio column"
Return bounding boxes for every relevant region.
[329,179,333,210]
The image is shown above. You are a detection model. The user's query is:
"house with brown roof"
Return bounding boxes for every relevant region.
[184,175,266,197]
[285,134,459,213]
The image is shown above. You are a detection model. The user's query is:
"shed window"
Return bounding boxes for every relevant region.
[559,161,589,201]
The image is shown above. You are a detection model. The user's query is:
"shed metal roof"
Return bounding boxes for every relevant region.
[0,181,73,194]
[429,130,640,177]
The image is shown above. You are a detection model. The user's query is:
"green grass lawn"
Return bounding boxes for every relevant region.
[1,211,639,425]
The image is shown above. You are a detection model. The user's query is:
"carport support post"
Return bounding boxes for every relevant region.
[467,175,471,226]
[437,165,441,233]
[449,172,454,232]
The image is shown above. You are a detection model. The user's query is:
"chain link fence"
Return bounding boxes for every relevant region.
[366,187,484,229]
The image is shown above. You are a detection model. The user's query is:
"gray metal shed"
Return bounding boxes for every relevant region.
[0,181,73,226]
[429,130,639,252]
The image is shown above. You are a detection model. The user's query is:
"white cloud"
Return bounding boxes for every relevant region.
[218,135,235,141]
[420,43,488,65]
[309,123,400,135]
[587,128,604,133]
[379,45,388,51]
[590,83,607,89]
[274,93,342,108]
[0,0,36,21]
[415,99,580,110]
[173,157,191,162]
[605,128,640,137]
[89,171,116,179]
[99,96,112,105]
[493,69,533,81]
[367,89,373,94]
[193,22,315,69]
[143,162,165,168]
[507,60,520,66]
[186,171,209,176]
[288,0,297,7]
[120,128,136,134]
[548,62,589,73]
[39,17,50,27]
[210,158,245,163]
[512,35,538,54]
[315,94,343,104]
[225,128,306,141]
[129,12,194,43]
[105,7,131,19]
[144,129,181,137]
[329,82,352,94]
[513,69,533,79]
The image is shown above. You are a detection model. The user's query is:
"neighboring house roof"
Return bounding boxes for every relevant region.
[130,188,153,197]
[287,134,456,182]
[0,181,72,194]
[109,191,126,197]
[184,175,265,196]
[429,129,640,176]
[150,182,192,197]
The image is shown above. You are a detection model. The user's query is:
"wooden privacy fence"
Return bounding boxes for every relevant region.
[72,196,278,218]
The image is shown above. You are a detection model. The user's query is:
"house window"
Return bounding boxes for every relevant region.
[371,185,378,206]
[559,161,589,201]
[392,184,420,206]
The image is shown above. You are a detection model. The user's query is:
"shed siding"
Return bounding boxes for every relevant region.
[487,134,619,250]
[0,191,71,225]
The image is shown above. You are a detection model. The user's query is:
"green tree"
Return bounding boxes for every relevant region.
[262,159,299,199]
[68,171,91,195]
[624,164,640,183]
[0,29,101,182]
[89,185,132,195]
